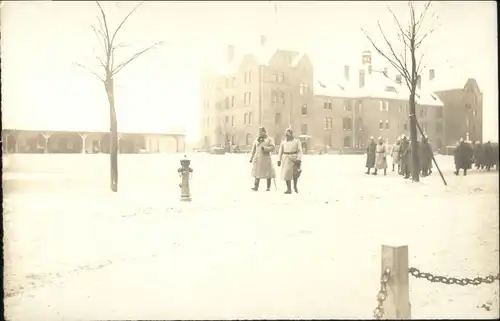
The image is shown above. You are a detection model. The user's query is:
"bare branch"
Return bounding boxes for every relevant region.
[388,6,410,42]
[361,28,412,92]
[109,1,145,49]
[92,47,106,68]
[91,24,107,53]
[375,22,411,80]
[415,28,434,48]
[416,52,426,75]
[95,1,112,70]
[74,63,105,83]
[111,41,164,76]
[415,1,432,35]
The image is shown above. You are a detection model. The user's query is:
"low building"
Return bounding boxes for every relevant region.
[1,129,186,154]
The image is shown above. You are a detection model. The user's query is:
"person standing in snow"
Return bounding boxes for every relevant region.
[373,136,388,175]
[277,128,303,194]
[391,137,401,173]
[365,136,376,175]
[249,126,276,191]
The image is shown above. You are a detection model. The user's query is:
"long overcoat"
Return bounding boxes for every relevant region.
[365,141,376,168]
[419,141,433,170]
[391,143,401,164]
[277,138,303,181]
[375,143,388,169]
[250,136,276,179]
[454,142,473,169]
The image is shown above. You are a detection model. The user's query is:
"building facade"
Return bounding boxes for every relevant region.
[200,40,474,153]
[428,77,483,146]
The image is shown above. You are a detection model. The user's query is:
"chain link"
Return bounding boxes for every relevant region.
[373,268,391,319]
[409,267,500,286]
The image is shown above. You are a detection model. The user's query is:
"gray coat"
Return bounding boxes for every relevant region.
[250,136,276,179]
[278,138,303,181]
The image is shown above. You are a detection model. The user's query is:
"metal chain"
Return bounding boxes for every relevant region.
[409,267,500,286]
[373,268,391,320]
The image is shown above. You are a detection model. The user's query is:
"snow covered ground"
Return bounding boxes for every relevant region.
[3,153,499,320]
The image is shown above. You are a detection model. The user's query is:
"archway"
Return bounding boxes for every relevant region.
[47,132,83,153]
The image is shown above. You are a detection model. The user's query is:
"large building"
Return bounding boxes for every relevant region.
[199,37,479,152]
[425,70,483,146]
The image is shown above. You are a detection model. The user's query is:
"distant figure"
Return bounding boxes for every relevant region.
[249,126,276,191]
[373,136,388,176]
[277,128,303,194]
[391,138,401,173]
[454,138,473,176]
[419,136,433,177]
[473,141,484,170]
[365,136,376,175]
[399,135,411,179]
[482,141,495,171]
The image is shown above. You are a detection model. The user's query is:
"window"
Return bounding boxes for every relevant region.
[299,83,306,95]
[280,91,285,104]
[231,116,235,127]
[301,104,308,116]
[279,72,285,82]
[379,101,389,112]
[436,107,443,118]
[244,113,247,125]
[356,100,363,113]
[275,113,281,125]
[231,96,235,108]
[324,117,333,129]
[343,136,352,148]
[385,120,389,129]
[344,100,352,112]
[270,72,278,82]
[342,117,352,130]
[399,104,403,113]
[385,86,397,93]
[225,115,229,124]
[301,124,308,134]
[379,120,384,130]
[245,71,252,84]
[224,97,230,109]
[248,112,253,124]
[271,90,278,105]
[404,123,408,131]
[465,103,471,110]
[231,77,236,87]
[422,122,428,133]
[245,133,251,145]
[244,92,252,105]
[324,99,332,110]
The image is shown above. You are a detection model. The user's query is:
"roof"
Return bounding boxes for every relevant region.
[424,67,469,92]
[314,65,444,107]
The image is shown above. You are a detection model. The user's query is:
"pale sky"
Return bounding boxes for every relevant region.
[1,1,498,142]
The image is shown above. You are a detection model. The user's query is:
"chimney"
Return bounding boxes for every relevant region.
[395,74,402,85]
[344,65,350,81]
[383,67,388,77]
[226,45,235,63]
[429,69,435,81]
[260,35,267,46]
[417,75,422,89]
[362,50,372,65]
[359,69,366,88]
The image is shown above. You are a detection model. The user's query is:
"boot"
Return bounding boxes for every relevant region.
[372,169,378,175]
[251,178,260,191]
[266,178,272,191]
[383,168,387,176]
[454,169,459,176]
[464,168,467,176]
[365,168,371,175]
[392,164,395,172]
[293,177,299,193]
[284,180,292,194]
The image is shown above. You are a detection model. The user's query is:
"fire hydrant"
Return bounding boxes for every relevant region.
[177,155,193,202]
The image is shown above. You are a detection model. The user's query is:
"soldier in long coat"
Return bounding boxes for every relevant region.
[365,136,376,174]
[473,141,484,170]
[419,136,433,177]
[277,128,303,194]
[373,136,388,175]
[391,138,401,173]
[249,126,276,191]
[454,138,473,176]
[483,141,494,171]
[399,135,411,179]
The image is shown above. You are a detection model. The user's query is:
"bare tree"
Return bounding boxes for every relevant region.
[76,1,163,192]
[362,1,437,182]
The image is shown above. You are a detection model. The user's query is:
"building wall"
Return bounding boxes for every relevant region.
[435,82,483,146]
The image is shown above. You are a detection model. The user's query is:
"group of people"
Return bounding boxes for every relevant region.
[249,126,303,194]
[365,135,434,179]
[454,139,499,176]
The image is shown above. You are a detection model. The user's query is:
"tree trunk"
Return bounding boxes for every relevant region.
[409,37,420,182]
[106,77,119,192]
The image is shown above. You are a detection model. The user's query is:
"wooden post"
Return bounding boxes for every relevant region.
[381,245,411,319]
[415,120,447,186]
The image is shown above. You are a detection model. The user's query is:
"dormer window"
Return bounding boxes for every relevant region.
[385,86,397,93]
